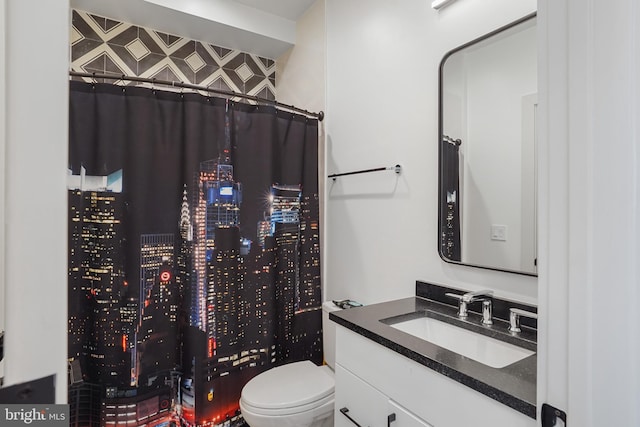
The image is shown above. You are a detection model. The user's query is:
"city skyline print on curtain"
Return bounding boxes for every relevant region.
[68,81,322,427]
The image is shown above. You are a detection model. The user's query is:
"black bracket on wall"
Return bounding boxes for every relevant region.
[542,403,567,426]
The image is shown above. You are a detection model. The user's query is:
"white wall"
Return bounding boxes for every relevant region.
[276,0,325,116]
[2,0,69,402]
[324,0,537,305]
[538,0,640,424]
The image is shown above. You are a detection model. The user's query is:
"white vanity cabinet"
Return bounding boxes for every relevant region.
[334,325,536,427]
[335,364,432,427]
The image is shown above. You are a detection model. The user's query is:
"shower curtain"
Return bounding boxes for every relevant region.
[67,81,322,427]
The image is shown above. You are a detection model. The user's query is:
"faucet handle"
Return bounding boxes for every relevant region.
[462,289,493,303]
[444,292,462,301]
[509,308,538,333]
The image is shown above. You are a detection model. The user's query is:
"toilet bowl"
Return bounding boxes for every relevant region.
[240,361,334,427]
[239,301,341,427]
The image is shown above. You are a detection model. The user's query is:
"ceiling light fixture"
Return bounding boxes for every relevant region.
[432,0,457,10]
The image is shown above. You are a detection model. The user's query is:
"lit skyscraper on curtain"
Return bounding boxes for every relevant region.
[269,184,302,360]
[290,193,323,362]
[136,234,176,387]
[269,184,301,233]
[67,168,128,386]
[257,217,271,248]
[204,162,242,236]
[193,156,243,358]
[182,154,253,426]
[297,193,322,312]
[139,234,175,312]
[265,185,322,361]
[193,163,214,333]
[192,156,243,333]
[207,227,242,358]
[178,188,197,329]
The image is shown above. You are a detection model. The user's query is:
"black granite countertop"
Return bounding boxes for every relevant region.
[329,284,537,419]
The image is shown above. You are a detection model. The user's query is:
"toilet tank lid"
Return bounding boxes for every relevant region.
[241,361,334,410]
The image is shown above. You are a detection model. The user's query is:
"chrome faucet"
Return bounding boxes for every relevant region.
[508,308,538,333]
[445,290,494,325]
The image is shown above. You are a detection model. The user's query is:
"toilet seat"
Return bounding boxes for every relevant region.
[240,361,334,416]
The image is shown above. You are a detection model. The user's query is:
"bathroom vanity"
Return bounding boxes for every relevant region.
[330,282,537,427]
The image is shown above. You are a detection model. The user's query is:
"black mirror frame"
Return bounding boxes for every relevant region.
[437,12,538,277]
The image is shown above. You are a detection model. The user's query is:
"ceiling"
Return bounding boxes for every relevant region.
[70,0,318,58]
[230,0,317,21]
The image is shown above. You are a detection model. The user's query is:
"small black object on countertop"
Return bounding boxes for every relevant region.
[332,299,363,309]
[329,281,537,419]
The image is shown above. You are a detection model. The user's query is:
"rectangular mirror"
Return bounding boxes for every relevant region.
[439,14,537,276]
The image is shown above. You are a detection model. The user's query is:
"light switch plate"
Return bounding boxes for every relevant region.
[491,225,507,241]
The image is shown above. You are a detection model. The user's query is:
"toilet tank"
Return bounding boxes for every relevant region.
[321,301,341,369]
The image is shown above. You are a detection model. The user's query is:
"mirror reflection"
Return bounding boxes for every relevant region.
[439,14,537,275]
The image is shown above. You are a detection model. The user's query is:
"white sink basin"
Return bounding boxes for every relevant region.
[388,315,534,368]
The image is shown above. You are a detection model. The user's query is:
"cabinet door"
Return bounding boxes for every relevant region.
[387,400,434,427]
[335,363,388,427]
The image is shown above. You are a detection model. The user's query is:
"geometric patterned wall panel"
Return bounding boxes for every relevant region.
[71,10,276,100]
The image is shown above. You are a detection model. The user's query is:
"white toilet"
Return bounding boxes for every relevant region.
[239,301,341,427]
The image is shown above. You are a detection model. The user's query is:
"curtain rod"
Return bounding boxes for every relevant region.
[69,71,324,122]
